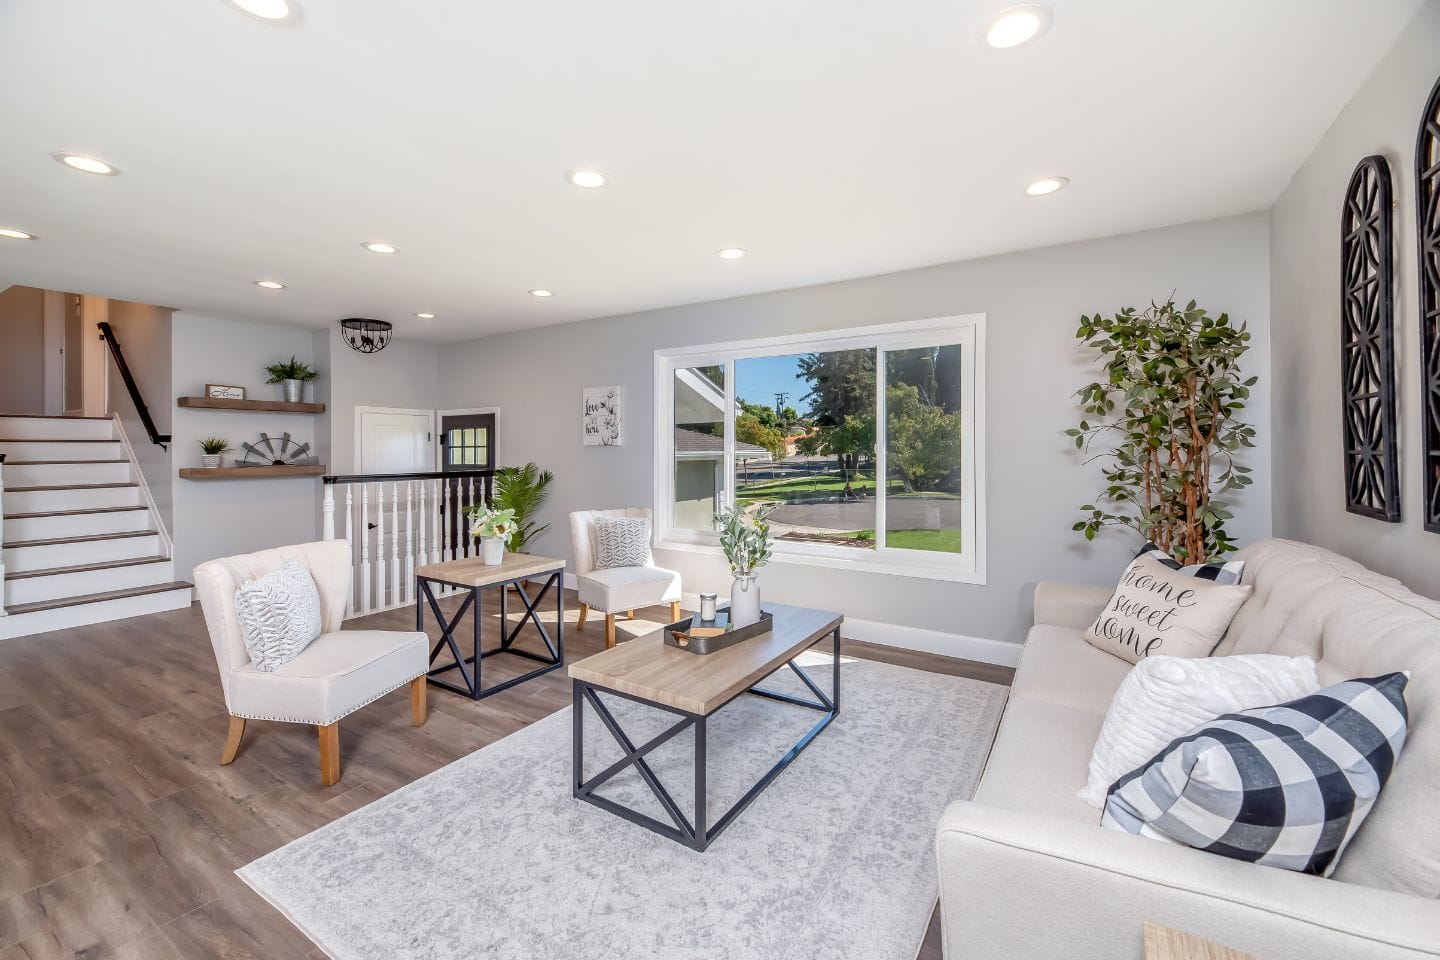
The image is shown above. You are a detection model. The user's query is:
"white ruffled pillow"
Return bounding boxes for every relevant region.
[234,558,323,672]
[1079,653,1320,808]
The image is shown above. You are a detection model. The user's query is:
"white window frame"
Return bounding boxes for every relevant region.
[653,314,986,584]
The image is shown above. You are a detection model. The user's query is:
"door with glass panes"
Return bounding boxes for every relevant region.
[440,413,496,553]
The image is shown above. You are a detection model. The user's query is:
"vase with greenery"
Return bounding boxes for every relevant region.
[1066,298,1257,561]
[490,462,554,552]
[264,355,319,403]
[198,437,229,469]
[716,503,774,627]
[466,505,517,565]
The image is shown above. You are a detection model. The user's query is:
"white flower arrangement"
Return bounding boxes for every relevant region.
[466,505,517,541]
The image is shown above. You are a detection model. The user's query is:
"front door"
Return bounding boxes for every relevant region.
[441,413,495,472]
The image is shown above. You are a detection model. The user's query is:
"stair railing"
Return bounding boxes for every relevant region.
[0,452,7,616]
[322,470,495,617]
[96,321,170,449]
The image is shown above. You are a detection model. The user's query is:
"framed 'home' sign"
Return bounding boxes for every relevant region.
[205,383,246,400]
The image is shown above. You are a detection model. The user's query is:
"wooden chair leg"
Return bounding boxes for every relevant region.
[605,614,617,649]
[410,676,427,727]
[220,715,245,765]
[626,609,636,620]
[577,603,589,629]
[318,722,341,786]
[670,600,682,622]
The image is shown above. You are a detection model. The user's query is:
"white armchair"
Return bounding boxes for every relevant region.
[193,539,429,786]
[569,508,682,647]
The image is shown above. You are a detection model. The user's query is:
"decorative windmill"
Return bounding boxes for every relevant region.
[236,432,319,467]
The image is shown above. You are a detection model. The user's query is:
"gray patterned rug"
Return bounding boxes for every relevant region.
[238,651,1007,960]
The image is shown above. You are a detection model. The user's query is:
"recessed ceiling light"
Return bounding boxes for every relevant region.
[52,152,119,176]
[416,313,436,319]
[981,4,1052,49]
[1025,176,1068,196]
[529,289,554,298]
[362,241,398,255]
[567,169,608,189]
[255,279,286,289]
[716,247,748,260]
[0,227,34,240]
[222,0,301,22]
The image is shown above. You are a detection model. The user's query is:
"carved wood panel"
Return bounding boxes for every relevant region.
[1419,75,1440,532]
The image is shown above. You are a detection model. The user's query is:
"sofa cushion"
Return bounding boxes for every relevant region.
[974,698,1103,825]
[1011,625,1131,716]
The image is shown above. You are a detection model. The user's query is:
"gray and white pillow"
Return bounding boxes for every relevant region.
[594,516,652,569]
[1102,672,1409,876]
[235,558,324,672]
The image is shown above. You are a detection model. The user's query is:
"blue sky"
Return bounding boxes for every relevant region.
[736,354,808,412]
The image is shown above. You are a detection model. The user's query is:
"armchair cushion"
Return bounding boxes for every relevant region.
[226,629,429,726]
[577,565,682,613]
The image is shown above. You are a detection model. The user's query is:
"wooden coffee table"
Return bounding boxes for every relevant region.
[568,603,842,851]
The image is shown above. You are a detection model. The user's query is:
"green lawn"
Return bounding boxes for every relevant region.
[735,472,896,504]
[851,529,963,553]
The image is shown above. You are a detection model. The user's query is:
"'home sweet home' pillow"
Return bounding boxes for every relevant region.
[1084,555,1251,664]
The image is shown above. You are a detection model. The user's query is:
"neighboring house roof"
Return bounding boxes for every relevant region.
[675,427,771,461]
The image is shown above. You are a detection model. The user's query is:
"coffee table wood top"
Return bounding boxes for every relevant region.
[416,553,564,588]
[1143,923,1259,960]
[568,603,842,715]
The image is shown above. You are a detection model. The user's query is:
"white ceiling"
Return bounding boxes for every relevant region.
[0,0,1422,343]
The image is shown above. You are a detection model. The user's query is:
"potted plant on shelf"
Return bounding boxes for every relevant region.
[264,356,319,403]
[716,503,774,627]
[467,505,517,566]
[198,437,229,469]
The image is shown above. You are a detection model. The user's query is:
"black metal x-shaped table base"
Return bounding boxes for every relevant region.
[572,627,840,851]
[416,569,564,700]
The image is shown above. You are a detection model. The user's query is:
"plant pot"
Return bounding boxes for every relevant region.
[479,537,505,566]
[201,454,222,468]
[282,378,303,403]
[729,574,761,627]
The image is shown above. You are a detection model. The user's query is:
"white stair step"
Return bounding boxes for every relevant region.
[3,531,161,572]
[2,483,143,513]
[0,583,193,640]
[0,440,125,461]
[0,415,114,441]
[2,461,132,486]
[4,556,173,605]
[3,506,153,541]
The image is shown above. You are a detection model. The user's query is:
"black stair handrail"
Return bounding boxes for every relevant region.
[96,321,170,449]
[322,469,495,485]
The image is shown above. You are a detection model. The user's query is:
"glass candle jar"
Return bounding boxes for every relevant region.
[699,592,718,622]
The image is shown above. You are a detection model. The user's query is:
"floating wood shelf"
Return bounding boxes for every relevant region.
[179,465,327,480]
[177,397,326,414]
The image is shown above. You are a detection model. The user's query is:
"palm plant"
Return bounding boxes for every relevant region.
[490,462,554,551]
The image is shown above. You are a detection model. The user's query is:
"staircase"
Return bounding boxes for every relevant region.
[1,414,192,640]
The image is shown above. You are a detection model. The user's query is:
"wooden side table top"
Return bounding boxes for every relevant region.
[415,552,564,588]
[567,603,842,715]
[1143,922,1259,960]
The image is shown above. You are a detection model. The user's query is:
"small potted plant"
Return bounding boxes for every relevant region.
[265,356,319,403]
[467,505,517,565]
[198,437,229,468]
[716,503,774,627]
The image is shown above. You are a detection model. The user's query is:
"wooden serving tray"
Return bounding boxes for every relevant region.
[664,609,773,655]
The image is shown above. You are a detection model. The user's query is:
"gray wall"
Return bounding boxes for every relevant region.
[1270,1,1440,598]
[0,285,46,415]
[325,327,441,474]
[438,214,1273,659]
[104,298,175,530]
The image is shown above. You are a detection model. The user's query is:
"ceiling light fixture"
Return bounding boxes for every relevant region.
[567,168,608,188]
[529,289,554,298]
[1025,176,1069,196]
[362,241,398,254]
[416,313,436,319]
[222,0,302,23]
[981,4,1052,49]
[340,317,393,354]
[0,228,35,240]
[255,279,286,289]
[52,152,119,176]
[716,247,748,260]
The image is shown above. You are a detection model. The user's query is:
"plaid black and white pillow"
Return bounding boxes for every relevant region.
[1130,540,1245,585]
[1102,673,1409,876]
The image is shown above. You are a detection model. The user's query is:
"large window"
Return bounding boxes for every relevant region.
[655,316,984,582]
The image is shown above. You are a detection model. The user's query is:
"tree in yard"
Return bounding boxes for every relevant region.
[735,413,787,460]
[797,349,876,479]
[885,384,962,492]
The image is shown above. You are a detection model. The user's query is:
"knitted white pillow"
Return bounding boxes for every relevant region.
[594,516,652,568]
[234,559,324,672]
[1079,653,1321,808]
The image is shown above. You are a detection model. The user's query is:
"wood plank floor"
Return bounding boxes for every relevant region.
[0,591,1011,959]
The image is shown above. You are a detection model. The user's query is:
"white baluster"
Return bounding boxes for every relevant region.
[443,479,454,562]
[417,479,429,571]
[322,484,335,541]
[389,482,400,608]
[375,481,387,609]
[404,480,415,605]
[0,457,7,617]
[343,486,354,617]
[360,483,372,615]
[463,476,475,558]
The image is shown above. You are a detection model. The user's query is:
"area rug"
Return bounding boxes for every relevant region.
[238,651,1007,960]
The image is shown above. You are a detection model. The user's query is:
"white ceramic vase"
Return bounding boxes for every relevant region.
[729,574,761,627]
[480,537,505,565]
[201,454,221,468]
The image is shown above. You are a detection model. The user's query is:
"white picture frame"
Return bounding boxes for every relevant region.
[583,386,623,446]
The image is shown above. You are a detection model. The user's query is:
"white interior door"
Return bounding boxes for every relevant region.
[359,409,434,473]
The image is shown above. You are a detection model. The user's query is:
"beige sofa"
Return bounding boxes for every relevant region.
[936,538,1440,959]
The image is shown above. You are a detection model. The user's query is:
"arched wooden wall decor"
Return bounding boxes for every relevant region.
[1341,155,1400,521]
[1418,74,1440,533]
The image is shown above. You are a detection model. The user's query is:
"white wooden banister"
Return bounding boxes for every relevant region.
[0,454,7,617]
